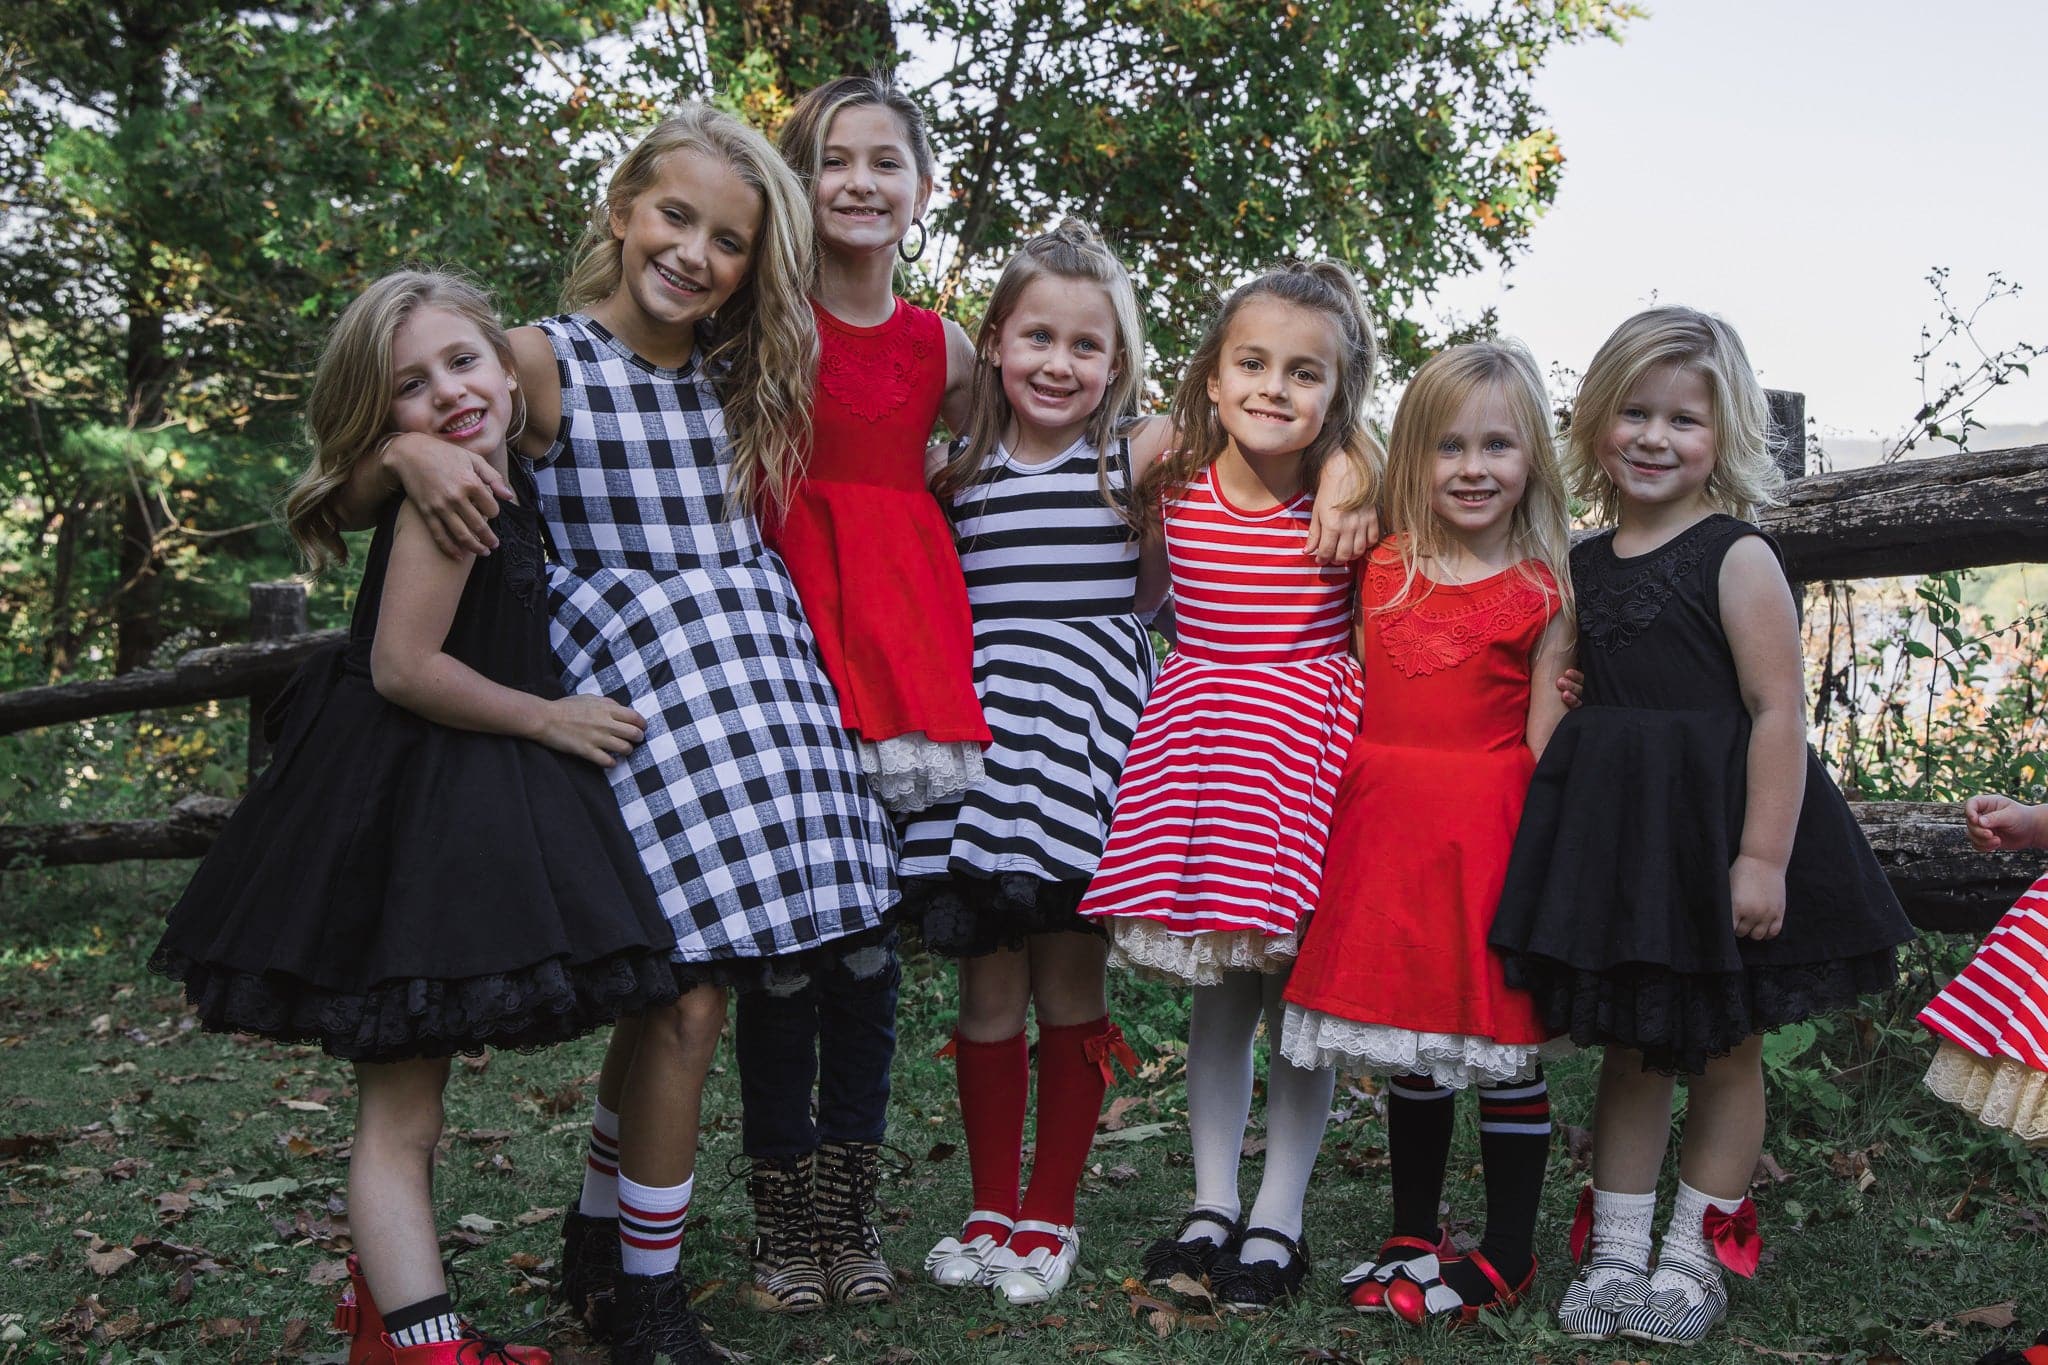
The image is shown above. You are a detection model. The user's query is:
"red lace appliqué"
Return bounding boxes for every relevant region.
[817,317,935,424]
[1368,554,1551,679]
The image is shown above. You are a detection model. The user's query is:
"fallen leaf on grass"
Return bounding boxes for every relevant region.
[514,1205,562,1227]
[154,1192,192,1222]
[1101,1095,1144,1132]
[1103,1163,1139,1184]
[1093,1121,1175,1145]
[1163,1273,1212,1304]
[1754,1151,1792,1184]
[926,1140,957,1162]
[85,1245,137,1277]
[281,1316,312,1354]
[306,1258,351,1285]
[228,1176,303,1200]
[280,1099,329,1112]
[1956,1301,2018,1329]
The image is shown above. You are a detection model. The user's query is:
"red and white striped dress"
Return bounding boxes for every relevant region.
[1919,873,2048,1145]
[1078,465,1364,984]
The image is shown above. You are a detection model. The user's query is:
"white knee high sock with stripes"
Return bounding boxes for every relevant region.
[577,1101,621,1219]
[617,1173,692,1278]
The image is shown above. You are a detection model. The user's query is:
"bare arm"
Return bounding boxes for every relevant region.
[1721,535,1807,941]
[1304,436,1382,565]
[1963,793,2048,851]
[370,503,645,766]
[939,318,978,435]
[1524,614,1575,759]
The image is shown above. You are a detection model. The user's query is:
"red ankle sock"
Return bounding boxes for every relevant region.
[1014,1017,1123,1257]
[951,1029,1028,1242]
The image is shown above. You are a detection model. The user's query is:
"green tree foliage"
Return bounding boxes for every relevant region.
[3,0,1635,689]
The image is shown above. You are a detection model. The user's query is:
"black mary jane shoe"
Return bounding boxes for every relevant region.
[1208,1226,1312,1313]
[1139,1207,1243,1287]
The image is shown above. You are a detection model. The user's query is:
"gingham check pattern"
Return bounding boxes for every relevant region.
[534,315,898,961]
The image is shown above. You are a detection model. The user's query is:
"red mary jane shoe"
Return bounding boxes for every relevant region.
[1339,1228,1453,1314]
[1387,1248,1537,1327]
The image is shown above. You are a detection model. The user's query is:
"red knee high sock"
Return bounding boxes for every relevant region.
[1013,1017,1134,1257]
[949,1029,1029,1242]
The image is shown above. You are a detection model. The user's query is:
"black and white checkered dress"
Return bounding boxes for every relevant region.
[532,315,898,971]
[897,435,1156,956]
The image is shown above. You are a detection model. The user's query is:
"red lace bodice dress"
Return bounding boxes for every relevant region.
[764,298,989,811]
[1280,541,1565,1086]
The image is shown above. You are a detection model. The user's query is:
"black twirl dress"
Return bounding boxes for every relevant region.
[1489,515,1913,1074]
[149,471,679,1062]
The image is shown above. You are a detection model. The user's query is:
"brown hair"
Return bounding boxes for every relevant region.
[1133,259,1382,534]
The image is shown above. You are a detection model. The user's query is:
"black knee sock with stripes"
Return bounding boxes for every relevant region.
[1386,1075,1455,1243]
[1440,1071,1550,1305]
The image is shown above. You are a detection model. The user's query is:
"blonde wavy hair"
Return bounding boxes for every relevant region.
[1567,305,1783,525]
[1379,339,1571,617]
[932,218,1147,523]
[562,102,818,514]
[283,270,520,574]
[1134,259,1381,536]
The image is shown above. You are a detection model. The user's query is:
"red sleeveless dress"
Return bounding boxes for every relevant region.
[1281,541,1563,1085]
[765,298,989,810]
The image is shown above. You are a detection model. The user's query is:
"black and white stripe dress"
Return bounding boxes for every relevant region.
[533,315,899,982]
[898,436,1156,957]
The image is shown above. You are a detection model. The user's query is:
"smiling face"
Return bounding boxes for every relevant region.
[1597,361,1719,516]
[1205,296,1343,464]
[599,148,761,345]
[812,103,930,262]
[1428,381,1531,548]
[387,307,515,456]
[991,274,1120,450]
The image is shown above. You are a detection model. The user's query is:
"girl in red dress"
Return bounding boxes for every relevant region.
[1079,261,1382,1311]
[1280,340,1574,1325]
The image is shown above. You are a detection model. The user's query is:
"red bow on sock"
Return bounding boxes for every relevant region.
[934,1037,958,1061]
[1702,1198,1761,1278]
[1568,1184,1594,1265]
[1082,1022,1142,1086]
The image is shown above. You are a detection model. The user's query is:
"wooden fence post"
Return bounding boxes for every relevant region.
[1765,389,1807,482]
[246,582,308,779]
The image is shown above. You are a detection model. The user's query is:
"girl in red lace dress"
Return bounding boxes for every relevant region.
[1280,340,1574,1326]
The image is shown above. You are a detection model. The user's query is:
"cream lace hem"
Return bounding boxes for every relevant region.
[1277,1005,1569,1088]
[1923,1041,2048,1146]
[1106,920,1297,985]
[858,734,986,814]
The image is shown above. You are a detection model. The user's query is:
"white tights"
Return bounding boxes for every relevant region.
[1183,965,1335,1267]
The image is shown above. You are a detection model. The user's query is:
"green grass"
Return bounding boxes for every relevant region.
[2,862,2045,1364]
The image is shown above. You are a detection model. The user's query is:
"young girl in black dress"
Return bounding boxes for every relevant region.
[152,271,678,1365]
[1489,306,1914,1347]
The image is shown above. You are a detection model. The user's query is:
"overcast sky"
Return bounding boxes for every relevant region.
[1426,0,2048,441]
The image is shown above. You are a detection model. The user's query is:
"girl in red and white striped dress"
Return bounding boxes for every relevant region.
[1080,260,1381,1311]
[1919,791,2048,1147]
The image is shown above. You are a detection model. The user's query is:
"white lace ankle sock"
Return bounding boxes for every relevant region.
[1654,1180,1744,1297]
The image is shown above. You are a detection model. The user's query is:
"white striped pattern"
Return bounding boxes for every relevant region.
[1919,877,2048,1072]
[1079,466,1362,942]
[898,437,1154,883]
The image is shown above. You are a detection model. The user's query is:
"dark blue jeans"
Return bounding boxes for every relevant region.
[734,928,900,1159]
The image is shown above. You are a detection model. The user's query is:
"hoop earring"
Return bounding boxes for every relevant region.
[898,218,928,264]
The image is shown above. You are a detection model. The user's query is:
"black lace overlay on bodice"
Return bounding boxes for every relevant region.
[1574,518,1720,655]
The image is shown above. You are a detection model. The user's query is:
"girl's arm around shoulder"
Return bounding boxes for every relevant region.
[939,318,978,435]
[1304,433,1382,565]
[370,503,645,767]
[1128,416,1174,620]
[1720,533,1807,941]
[1524,615,1575,759]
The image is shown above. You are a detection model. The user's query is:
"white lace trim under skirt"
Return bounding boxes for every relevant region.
[1105,919,1297,986]
[1923,1040,2048,1146]
[858,734,986,814]
[1278,1004,1572,1088]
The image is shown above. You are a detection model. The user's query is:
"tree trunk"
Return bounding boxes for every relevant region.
[705,0,894,95]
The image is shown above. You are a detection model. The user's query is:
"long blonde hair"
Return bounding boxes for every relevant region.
[932,218,1147,521]
[1566,305,1782,525]
[562,103,818,514]
[283,270,519,574]
[1379,340,1571,615]
[1134,259,1381,535]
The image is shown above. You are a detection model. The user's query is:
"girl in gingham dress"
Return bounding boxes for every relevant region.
[330,105,898,1365]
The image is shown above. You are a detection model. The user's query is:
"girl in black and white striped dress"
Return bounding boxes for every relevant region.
[897,220,1164,1307]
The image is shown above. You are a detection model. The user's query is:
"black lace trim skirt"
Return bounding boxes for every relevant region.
[1502,947,1900,1076]
[900,872,1103,959]
[147,943,680,1063]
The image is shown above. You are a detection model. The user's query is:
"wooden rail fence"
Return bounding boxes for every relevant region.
[4,398,2048,933]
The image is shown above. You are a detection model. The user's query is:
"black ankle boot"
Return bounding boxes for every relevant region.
[612,1266,718,1365]
[558,1210,620,1341]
